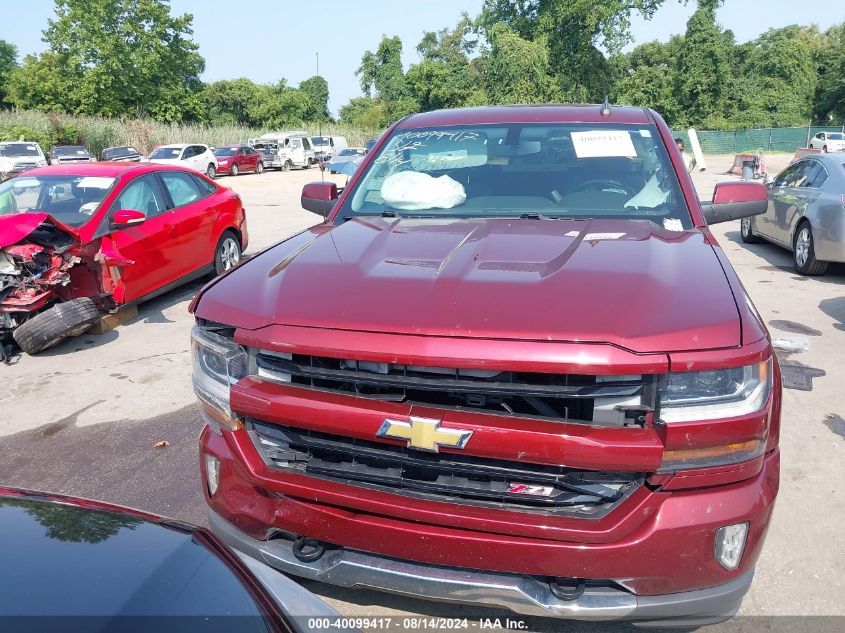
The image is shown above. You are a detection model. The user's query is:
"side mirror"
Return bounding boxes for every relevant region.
[301,182,338,217]
[111,209,146,229]
[700,181,768,225]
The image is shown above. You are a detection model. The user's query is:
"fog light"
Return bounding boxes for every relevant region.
[715,522,748,570]
[205,454,220,497]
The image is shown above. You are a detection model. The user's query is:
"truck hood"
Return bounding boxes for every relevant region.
[196,217,742,353]
[0,213,80,248]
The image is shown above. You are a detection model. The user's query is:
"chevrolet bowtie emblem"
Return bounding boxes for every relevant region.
[377,416,472,452]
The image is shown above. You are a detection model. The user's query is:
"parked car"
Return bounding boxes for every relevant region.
[741,153,845,275]
[213,145,264,176]
[311,135,348,161]
[101,145,143,162]
[190,105,780,626]
[808,131,845,152]
[48,145,94,165]
[251,132,314,171]
[0,141,48,181]
[0,487,340,628]
[0,162,247,354]
[326,147,366,174]
[146,144,218,179]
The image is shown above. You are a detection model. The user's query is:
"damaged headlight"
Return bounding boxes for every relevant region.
[191,325,247,432]
[658,359,771,424]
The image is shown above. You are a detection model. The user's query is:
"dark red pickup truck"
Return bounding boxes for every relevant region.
[190,105,780,625]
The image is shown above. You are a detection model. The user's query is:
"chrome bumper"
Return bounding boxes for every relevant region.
[208,508,752,624]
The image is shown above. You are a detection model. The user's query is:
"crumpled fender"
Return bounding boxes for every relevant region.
[95,235,134,267]
[0,212,80,248]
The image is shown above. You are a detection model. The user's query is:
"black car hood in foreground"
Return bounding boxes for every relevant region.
[0,490,338,632]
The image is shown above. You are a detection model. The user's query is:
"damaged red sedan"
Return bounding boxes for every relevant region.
[0,163,247,354]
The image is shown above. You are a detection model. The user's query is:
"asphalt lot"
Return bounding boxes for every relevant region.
[1,155,843,628]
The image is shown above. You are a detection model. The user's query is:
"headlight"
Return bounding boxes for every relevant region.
[658,359,771,424]
[191,325,247,431]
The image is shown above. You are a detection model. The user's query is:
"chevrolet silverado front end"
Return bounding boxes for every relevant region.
[190,105,780,625]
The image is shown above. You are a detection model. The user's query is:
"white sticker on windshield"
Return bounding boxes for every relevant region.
[584,232,625,241]
[77,177,113,189]
[571,131,637,158]
[26,145,36,151]
[663,218,684,231]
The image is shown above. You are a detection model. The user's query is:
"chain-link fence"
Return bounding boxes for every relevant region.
[670,126,845,154]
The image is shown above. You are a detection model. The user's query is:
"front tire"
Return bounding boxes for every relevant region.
[230,163,239,176]
[256,162,264,174]
[214,231,242,276]
[282,160,292,172]
[793,222,828,275]
[740,217,762,243]
[207,164,217,179]
[13,297,101,355]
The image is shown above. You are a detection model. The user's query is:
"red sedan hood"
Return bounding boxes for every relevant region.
[0,213,79,248]
[196,217,741,353]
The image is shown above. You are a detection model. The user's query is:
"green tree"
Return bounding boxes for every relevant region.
[815,24,845,123]
[339,96,390,129]
[730,26,821,127]
[299,75,331,122]
[9,0,205,122]
[485,23,561,104]
[202,78,262,126]
[0,39,18,108]
[250,82,311,128]
[480,0,665,101]
[674,0,735,127]
[407,17,484,111]
[6,52,74,113]
[356,36,409,103]
[611,37,684,125]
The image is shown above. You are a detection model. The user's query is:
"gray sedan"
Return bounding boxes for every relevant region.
[741,153,845,275]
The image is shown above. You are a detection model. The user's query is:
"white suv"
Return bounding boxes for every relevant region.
[0,141,48,181]
[146,144,219,179]
[809,131,845,153]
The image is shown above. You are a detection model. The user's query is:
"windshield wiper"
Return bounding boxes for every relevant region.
[519,212,550,220]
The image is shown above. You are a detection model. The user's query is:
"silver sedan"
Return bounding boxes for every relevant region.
[741,153,845,275]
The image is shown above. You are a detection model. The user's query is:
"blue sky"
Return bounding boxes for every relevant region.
[3,0,844,116]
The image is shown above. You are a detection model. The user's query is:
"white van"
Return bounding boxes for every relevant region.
[251,131,315,170]
[311,135,348,161]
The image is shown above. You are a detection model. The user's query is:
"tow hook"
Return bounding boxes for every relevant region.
[292,536,327,563]
[549,578,586,601]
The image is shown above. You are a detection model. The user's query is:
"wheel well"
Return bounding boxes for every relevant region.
[223,227,242,249]
[793,218,811,246]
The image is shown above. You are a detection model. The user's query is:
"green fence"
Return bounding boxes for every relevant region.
[670,126,845,154]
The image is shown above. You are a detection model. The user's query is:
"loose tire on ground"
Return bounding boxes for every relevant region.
[13,297,101,355]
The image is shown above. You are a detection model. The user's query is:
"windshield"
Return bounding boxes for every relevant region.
[52,146,87,156]
[312,136,330,146]
[149,147,182,159]
[214,147,239,157]
[337,148,365,157]
[342,123,691,227]
[0,143,42,158]
[827,133,845,140]
[0,175,116,227]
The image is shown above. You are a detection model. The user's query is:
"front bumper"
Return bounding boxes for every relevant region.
[209,506,751,625]
[201,423,779,623]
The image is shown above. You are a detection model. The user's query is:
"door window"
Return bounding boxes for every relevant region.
[800,161,828,188]
[772,162,807,187]
[160,171,202,207]
[112,175,166,218]
[190,174,217,197]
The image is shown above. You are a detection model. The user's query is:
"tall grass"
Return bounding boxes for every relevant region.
[0,110,379,157]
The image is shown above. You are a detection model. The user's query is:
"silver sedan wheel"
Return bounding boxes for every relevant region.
[219,237,241,271]
[795,227,811,267]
